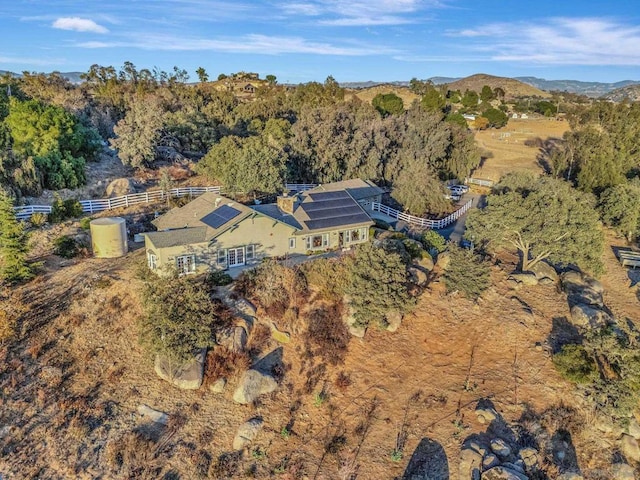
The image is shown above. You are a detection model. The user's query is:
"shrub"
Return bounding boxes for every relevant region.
[345,243,415,328]
[139,271,230,362]
[49,195,84,223]
[53,235,79,258]
[421,230,446,255]
[552,344,598,384]
[203,347,251,386]
[300,257,349,301]
[235,260,307,319]
[304,305,349,366]
[206,270,233,287]
[402,239,426,260]
[374,219,392,230]
[442,245,490,300]
[30,212,47,227]
[79,217,93,230]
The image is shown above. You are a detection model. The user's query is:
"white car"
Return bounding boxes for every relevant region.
[447,184,469,195]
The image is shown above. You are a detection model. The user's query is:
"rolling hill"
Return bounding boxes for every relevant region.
[445,73,551,99]
[601,84,640,102]
[516,76,640,97]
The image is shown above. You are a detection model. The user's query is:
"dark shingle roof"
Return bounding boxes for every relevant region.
[309,179,385,201]
[144,227,208,248]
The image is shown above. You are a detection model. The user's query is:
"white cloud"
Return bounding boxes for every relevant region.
[451,17,640,66]
[75,33,397,56]
[52,17,109,34]
[279,0,440,26]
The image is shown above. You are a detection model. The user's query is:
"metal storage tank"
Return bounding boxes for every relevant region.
[90,217,128,258]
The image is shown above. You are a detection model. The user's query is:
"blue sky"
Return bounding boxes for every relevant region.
[1,0,639,83]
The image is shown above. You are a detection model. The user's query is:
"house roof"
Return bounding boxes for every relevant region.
[151,192,254,243]
[253,182,374,234]
[308,179,385,202]
[144,227,208,249]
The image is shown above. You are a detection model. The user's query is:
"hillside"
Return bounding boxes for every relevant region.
[349,84,421,107]
[445,74,551,99]
[602,84,640,102]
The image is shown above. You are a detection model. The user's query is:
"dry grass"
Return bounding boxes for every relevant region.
[472,117,569,182]
[349,85,420,108]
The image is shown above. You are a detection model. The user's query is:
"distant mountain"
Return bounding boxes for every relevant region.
[340,80,410,89]
[428,76,461,85]
[515,76,640,97]
[445,73,550,99]
[601,84,640,102]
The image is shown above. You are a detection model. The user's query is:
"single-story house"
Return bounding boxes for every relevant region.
[143,180,379,275]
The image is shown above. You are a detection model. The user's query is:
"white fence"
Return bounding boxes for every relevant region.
[465,177,494,187]
[372,199,473,230]
[14,186,222,221]
[284,183,317,192]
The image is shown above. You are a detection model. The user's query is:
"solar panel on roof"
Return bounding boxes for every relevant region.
[200,204,241,229]
[304,205,363,220]
[308,191,350,201]
[302,198,354,212]
[305,213,371,230]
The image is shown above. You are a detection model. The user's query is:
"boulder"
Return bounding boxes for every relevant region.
[629,418,640,439]
[415,254,434,271]
[483,454,500,470]
[528,261,558,282]
[562,271,604,307]
[209,377,226,394]
[154,349,206,390]
[234,298,257,318]
[436,251,451,270]
[408,266,428,286]
[385,310,403,333]
[232,417,263,450]
[270,322,291,343]
[105,178,135,197]
[508,273,538,286]
[621,434,640,462]
[538,277,555,286]
[232,369,278,404]
[137,404,169,425]
[458,447,482,480]
[490,438,512,459]
[518,447,538,469]
[481,466,529,480]
[217,325,248,352]
[612,463,635,480]
[569,304,612,329]
[476,405,498,425]
[343,305,366,338]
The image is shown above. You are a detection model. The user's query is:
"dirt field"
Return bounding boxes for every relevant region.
[472,118,570,183]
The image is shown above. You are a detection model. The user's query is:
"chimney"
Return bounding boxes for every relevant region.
[277,194,295,215]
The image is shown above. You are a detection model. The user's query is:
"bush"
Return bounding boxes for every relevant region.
[300,257,349,301]
[552,344,598,384]
[29,212,47,227]
[304,305,350,366]
[49,195,84,223]
[235,260,307,319]
[139,271,230,362]
[79,217,93,230]
[374,219,392,230]
[345,243,414,328]
[53,235,79,258]
[421,230,446,255]
[442,245,490,300]
[206,270,233,287]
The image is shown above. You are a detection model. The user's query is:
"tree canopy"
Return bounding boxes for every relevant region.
[0,189,33,284]
[466,174,604,274]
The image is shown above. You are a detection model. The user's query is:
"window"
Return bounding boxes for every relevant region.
[147,252,157,270]
[344,228,367,244]
[289,238,296,249]
[246,244,255,260]
[217,249,227,265]
[306,234,329,250]
[176,254,196,274]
